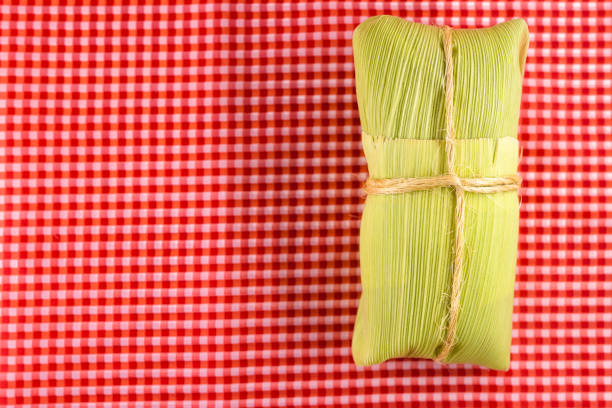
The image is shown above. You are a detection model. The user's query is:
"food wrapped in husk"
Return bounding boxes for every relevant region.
[352,16,529,370]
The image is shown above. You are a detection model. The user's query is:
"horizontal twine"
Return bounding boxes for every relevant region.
[363,173,522,195]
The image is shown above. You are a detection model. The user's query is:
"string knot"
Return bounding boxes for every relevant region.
[449,174,463,190]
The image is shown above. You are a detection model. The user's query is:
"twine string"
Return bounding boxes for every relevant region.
[362,26,521,363]
[436,25,464,363]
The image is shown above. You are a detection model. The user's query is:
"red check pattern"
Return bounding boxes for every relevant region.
[1,1,611,407]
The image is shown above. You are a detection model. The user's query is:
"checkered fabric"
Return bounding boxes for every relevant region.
[1,1,611,407]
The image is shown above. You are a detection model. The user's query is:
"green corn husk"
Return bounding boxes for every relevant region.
[352,16,529,370]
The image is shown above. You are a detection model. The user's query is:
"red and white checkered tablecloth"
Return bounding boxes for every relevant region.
[1,1,611,407]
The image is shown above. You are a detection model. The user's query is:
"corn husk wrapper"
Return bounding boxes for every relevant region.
[352,16,529,370]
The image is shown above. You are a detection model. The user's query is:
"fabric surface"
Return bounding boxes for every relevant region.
[0,1,610,406]
[353,17,527,369]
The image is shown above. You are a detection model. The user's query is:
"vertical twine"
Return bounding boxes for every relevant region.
[434,25,466,363]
